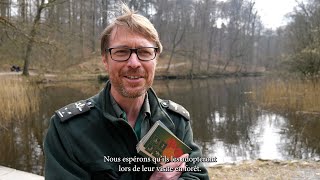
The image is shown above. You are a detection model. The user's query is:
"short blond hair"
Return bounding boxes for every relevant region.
[100,4,162,56]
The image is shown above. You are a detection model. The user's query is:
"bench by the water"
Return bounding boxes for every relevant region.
[0,166,43,180]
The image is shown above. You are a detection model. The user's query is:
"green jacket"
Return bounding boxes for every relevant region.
[44,81,209,180]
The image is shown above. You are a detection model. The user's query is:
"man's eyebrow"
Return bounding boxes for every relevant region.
[110,45,155,49]
[110,45,130,48]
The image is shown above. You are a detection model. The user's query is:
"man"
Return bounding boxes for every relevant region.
[44,4,209,180]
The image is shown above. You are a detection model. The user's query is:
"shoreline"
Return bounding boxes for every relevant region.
[0,166,43,180]
[0,70,265,83]
[208,159,320,179]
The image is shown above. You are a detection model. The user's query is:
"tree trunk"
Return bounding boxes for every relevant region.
[102,0,108,28]
[22,0,46,76]
[1,0,9,18]
[166,45,175,73]
[166,19,186,73]
[79,0,84,58]
[207,27,215,73]
[19,0,27,22]
[190,42,196,78]
[91,0,96,52]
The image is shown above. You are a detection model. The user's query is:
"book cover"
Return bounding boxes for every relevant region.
[136,120,191,165]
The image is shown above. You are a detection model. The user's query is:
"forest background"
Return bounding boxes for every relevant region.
[0,0,320,79]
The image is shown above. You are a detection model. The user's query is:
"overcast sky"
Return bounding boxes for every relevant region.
[254,0,298,29]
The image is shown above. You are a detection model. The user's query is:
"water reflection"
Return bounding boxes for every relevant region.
[255,113,285,160]
[0,81,102,175]
[0,111,45,175]
[153,78,320,166]
[0,77,319,175]
[283,114,320,159]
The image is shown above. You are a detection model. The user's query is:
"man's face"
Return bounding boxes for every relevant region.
[103,26,157,98]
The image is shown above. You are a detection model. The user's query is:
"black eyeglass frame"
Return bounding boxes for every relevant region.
[107,47,159,62]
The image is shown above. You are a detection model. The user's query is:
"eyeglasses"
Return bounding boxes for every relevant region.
[107,47,158,61]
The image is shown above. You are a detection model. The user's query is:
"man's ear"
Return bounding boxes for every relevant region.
[102,55,109,72]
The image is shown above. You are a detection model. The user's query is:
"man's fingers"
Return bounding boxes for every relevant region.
[163,154,189,168]
[163,160,183,168]
[180,154,189,157]
[179,154,189,159]
[178,161,186,168]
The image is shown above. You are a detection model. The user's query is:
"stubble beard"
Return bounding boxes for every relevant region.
[119,81,151,98]
[110,69,154,98]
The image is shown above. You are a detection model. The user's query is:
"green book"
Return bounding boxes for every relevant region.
[136,120,191,165]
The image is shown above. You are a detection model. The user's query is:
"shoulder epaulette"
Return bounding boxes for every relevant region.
[160,99,190,121]
[55,100,94,122]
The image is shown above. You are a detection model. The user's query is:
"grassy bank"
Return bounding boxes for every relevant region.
[251,79,320,115]
[208,159,320,179]
[0,76,40,128]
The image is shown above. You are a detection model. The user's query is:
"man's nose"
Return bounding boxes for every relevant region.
[127,52,141,68]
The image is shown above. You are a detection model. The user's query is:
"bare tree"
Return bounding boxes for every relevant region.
[166,13,187,72]
[22,0,56,76]
[90,0,96,52]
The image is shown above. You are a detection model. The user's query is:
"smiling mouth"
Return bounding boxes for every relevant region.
[124,76,144,80]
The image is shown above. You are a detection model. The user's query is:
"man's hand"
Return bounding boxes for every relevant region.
[149,154,189,180]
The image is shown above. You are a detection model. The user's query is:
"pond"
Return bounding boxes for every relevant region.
[0,77,319,175]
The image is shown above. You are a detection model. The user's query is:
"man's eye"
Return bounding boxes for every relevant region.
[139,49,153,55]
[114,49,130,55]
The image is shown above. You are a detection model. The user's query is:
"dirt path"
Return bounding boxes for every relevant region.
[208,160,320,179]
[0,72,22,76]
